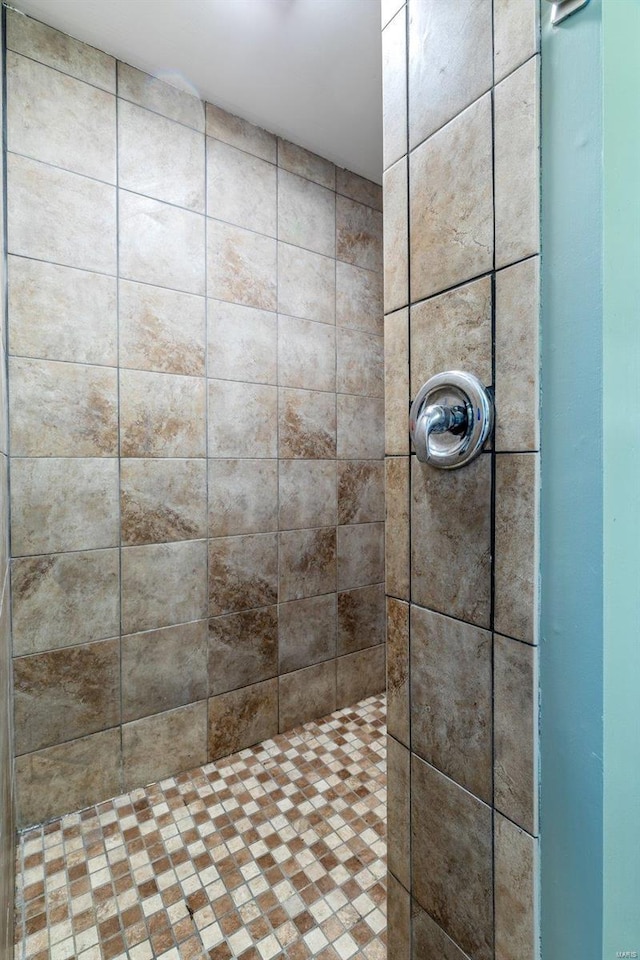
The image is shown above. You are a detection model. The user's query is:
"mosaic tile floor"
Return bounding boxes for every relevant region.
[14,694,387,960]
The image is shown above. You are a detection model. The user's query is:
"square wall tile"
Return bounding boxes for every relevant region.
[120,370,206,458]
[279,460,337,530]
[412,905,470,960]
[495,814,537,960]
[207,218,277,310]
[337,583,385,655]
[383,157,408,314]
[337,395,384,460]
[206,102,277,163]
[336,261,383,336]
[123,701,207,790]
[277,243,335,324]
[118,59,204,127]
[494,454,538,643]
[494,0,539,83]
[385,457,409,599]
[338,460,384,524]
[384,308,409,455]
[279,388,336,459]
[336,196,383,272]
[278,594,337,674]
[209,459,278,536]
[387,598,409,748]
[208,300,277,384]
[277,138,335,190]
[279,661,336,730]
[279,527,337,602]
[207,138,277,236]
[209,380,277,458]
[208,679,278,761]
[278,168,335,257]
[382,8,407,170]
[337,328,383,398]
[119,280,206,377]
[336,644,385,708]
[338,522,384,591]
[208,606,278,695]
[120,458,207,545]
[278,315,336,392]
[386,876,410,960]
[209,533,278,616]
[387,735,410,890]
[121,539,208,633]
[336,168,382,211]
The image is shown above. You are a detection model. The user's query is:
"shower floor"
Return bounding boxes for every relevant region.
[14,695,387,960]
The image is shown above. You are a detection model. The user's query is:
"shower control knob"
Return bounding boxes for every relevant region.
[409,371,494,470]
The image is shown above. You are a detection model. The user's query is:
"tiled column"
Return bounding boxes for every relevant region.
[382,0,540,957]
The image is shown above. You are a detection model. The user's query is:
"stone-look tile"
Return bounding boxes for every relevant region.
[119,100,205,212]
[495,454,537,643]
[278,169,336,258]
[207,218,277,310]
[14,638,120,755]
[412,756,493,960]
[495,814,537,960]
[412,905,470,960]
[209,380,277,458]
[11,458,119,556]
[385,457,410,599]
[336,196,383,273]
[208,607,278,695]
[336,644,385,708]
[7,154,116,275]
[209,534,278,616]
[8,256,117,366]
[337,328,383,398]
[279,661,336,730]
[122,620,208,722]
[119,280,206,376]
[208,300,277,384]
[408,0,492,147]
[206,102,277,163]
[410,276,492,395]
[9,357,118,458]
[279,527,337,602]
[11,549,119,656]
[338,460,384,525]
[387,874,410,960]
[336,168,382,212]
[279,460,337,530]
[411,455,492,628]
[495,57,540,269]
[207,138,277,236]
[119,190,205,295]
[277,138,335,190]
[208,679,278,761]
[121,539,208,634]
[123,701,207,790]
[337,583,385,655]
[383,8,407,171]
[209,459,278,536]
[278,315,336,392]
[279,388,336,459]
[387,735,410,890]
[411,606,492,802]
[410,93,493,302]
[495,257,540,451]
[384,308,409,455]
[337,395,384,460]
[336,261,383,336]
[7,51,116,183]
[277,243,335,324]
[338,522,384,591]
[120,369,206,458]
[15,728,121,828]
[387,598,409,747]
[121,458,207,545]
[494,0,539,85]
[494,635,537,834]
[279,594,337,674]
[118,62,205,130]
[7,9,115,92]
[383,157,408,314]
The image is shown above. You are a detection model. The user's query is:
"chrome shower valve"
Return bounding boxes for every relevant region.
[409,371,494,470]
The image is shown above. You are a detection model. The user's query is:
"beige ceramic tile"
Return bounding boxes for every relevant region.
[118,61,205,131]
[495,57,540,269]
[338,460,384,525]
[277,243,335,324]
[383,157,408,313]
[121,539,208,633]
[336,261,383,336]
[209,459,278,536]
[410,93,493,302]
[411,755,493,960]
[278,594,337,674]
[337,583,385,654]
[387,874,410,960]
[278,169,335,258]
[279,661,336,730]
[494,454,538,643]
[279,460,337,530]
[408,0,492,147]
[11,549,119,656]
[10,458,119,556]
[120,370,206,458]
[278,388,336,459]
[8,257,117,366]
[411,454,492,628]
[495,813,537,960]
[387,735,410,890]
[411,605,493,802]
[14,638,120,755]
[278,315,336,392]
[495,257,540,451]
[207,679,278,761]
[412,905,470,960]
[382,8,407,170]
[122,701,207,790]
[385,457,409,598]
[208,299,277,384]
[207,218,277,310]
[118,100,205,212]
[119,280,205,376]
[387,597,409,747]
[208,380,277,458]
[336,644,385,708]
[336,196,383,273]
[206,103,277,163]
[208,606,278,695]
[120,458,207,545]
[7,51,116,183]
[277,139,335,190]
[384,308,409,455]
[119,190,205,295]
[337,395,384,460]
[7,154,116,275]
[122,620,208,721]
[337,522,384,591]
[207,137,277,236]
[336,168,382,212]
[494,0,539,84]
[209,533,278,616]
[337,328,383,398]
[279,527,337,602]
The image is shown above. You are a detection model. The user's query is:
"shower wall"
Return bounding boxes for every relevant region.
[383,0,540,958]
[5,8,385,828]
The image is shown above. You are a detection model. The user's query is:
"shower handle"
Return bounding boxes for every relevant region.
[409,371,494,470]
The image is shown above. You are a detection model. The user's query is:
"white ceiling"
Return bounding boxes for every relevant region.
[10,0,383,183]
